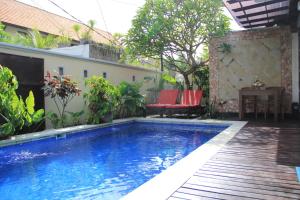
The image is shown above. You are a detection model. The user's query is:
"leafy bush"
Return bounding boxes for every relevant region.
[84,76,120,124]
[117,81,145,118]
[193,66,209,98]
[0,65,44,136]
[43,72,81,128]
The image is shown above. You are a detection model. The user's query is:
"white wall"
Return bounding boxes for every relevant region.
[292,33,299,103]
[50,44,90,58]
[0,42,159,128]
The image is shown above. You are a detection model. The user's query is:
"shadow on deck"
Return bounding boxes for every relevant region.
[168,119,300,200]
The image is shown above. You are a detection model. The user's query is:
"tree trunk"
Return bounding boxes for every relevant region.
[183,74,192,89]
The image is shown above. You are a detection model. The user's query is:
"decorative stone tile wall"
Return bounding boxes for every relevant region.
[209,26,292,113]
[89,43,122,62]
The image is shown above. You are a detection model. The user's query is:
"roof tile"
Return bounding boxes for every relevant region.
[0,0,113,44]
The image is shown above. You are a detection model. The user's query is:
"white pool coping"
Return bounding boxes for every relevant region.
[0,118,134,147]
[0,118,247,200]
[122,118,247,200]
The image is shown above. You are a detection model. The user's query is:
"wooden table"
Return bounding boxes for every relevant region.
[239,88,279,122]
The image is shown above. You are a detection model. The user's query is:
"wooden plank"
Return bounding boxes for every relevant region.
[176,187,255,200]
[208,160,295,171]
[204,162,296,174]
[187,176,300,199]
[211,154,298,165]
[183,183,290,200]
[171,192,218,200]
[201,165,298,180]
[194,173,300,192]
[168,122,300,199]
[168,196,188,200]
[195,170,299,185]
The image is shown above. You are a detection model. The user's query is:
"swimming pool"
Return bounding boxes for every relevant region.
[0,121,228,200]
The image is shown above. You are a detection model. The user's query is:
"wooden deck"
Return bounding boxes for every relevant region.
[168,121,300,200]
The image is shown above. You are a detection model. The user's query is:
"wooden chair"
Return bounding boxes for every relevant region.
[266,87,285,120]
[241,87,269,120]
[241,87,258,119]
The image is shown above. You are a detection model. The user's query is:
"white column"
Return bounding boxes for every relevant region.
[292,33,299,103]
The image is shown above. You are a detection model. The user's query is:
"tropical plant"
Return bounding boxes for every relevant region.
[204,100,218,119]
[126,0,230,89]
[72,20,96,44]
[13,29,58,49]
[72,24,81,40]
[43,72,81,128]
[84,76,120,124]
[0,22,11,43]
[193,66,209,98]
[56,34,72,47]
[117,82,145,118]
[81,20,96,42]
[0,65,44,136]
[1,25,71,49]
[67,110,84,126]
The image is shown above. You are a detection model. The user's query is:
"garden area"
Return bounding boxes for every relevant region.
[0,0,230,139]
[0,0,229,138]
[1,0,300,200]
[0,64,148,137]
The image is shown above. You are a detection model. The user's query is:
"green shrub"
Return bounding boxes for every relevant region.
[0,65,44,136]
[84,76,120,124]
[117,81,145,118]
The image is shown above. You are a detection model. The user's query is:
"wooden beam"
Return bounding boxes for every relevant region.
[233,0,288,12]
[240,14,288,25]
[289,0,299,32]
[244,22,276,28]
[236,6,289,19]
[227,0,252,4]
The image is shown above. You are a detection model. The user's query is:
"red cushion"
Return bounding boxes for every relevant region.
[157,90,179,104]
[181,90,203,105]
[165,104,199,109]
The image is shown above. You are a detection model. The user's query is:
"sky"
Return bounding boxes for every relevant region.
[18,0,242,34]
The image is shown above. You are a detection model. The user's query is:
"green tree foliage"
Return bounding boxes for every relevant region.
[84,76,120,124]
[43,72,81,128]
[0,22,12,43]
[110,32,160,68]
[117,82,145,118]
[126,0,230,88]
[0,65,44,136]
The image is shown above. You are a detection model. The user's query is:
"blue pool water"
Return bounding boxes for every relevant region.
[0,121,228,200]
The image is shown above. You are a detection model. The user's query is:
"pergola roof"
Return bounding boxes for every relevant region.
[223,0,293,29]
